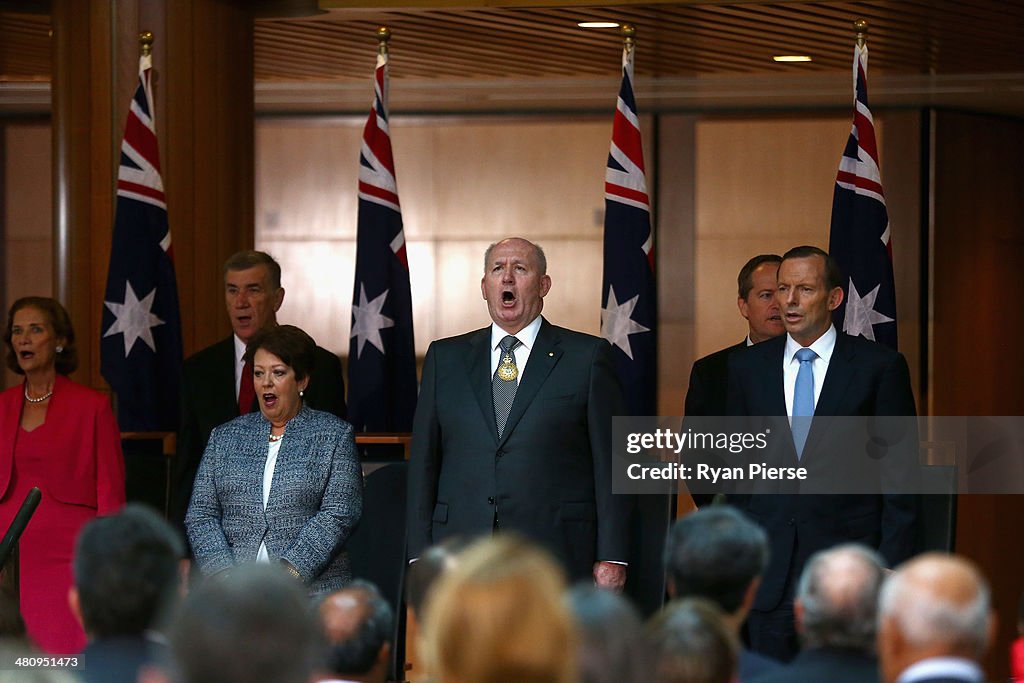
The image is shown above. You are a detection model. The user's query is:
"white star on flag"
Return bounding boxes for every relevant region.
[843,278,894,341]
[351,283,394,358]
[103,282,165,356]
[600,285,650,360]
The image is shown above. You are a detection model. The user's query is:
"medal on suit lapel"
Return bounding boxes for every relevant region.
[497,353,518,381]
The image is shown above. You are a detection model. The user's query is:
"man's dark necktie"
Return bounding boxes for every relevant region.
[492,335,521,438]
[238,358,255,414]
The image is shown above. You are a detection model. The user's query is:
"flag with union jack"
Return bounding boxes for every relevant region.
[829,40,898,350]
[346,41,418,433]
[601,39,657,416]
[101,48,183,431]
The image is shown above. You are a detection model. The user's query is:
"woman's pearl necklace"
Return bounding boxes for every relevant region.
[24,386,53,403]
[269,432,285,442]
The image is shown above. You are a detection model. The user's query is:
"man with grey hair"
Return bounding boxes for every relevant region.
[876,553,993,683]
[408,236,629,589]
[749,543,885,683]
[664,505,780,680]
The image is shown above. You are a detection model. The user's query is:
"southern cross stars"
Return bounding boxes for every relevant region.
[103,282,165,356]
[351,283,394,358]
[843,278,894,341]
[600,285,650,360]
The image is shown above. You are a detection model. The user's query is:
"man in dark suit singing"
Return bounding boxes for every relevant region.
[172,250,346,529]
[727,245,918,662]
[407,237,630,590]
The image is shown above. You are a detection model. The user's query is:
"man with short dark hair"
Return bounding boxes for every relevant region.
[684,254,782,418]
[750,544,885,683]
[727,245,918,662]
[70,504,184,683]
[172,250,347,531]
[665,505,780,680]
[168,563,317,683]
[317,580,393,683]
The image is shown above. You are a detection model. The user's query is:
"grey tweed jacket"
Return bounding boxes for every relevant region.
[185,406,363,596]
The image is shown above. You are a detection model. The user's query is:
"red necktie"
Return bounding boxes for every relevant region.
[238,358,255,414]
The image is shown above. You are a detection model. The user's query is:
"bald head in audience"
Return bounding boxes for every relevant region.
[318,580,393,683]
[877,553,995,683]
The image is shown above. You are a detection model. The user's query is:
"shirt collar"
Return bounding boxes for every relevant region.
[491,315,543,351]
[233,334,247,365]
[785,323,837,365]
[896,656,983,683]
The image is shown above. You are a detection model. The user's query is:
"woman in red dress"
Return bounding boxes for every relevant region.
[0,297,125,653]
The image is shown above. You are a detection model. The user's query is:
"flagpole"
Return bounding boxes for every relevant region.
[140,30,153,56]
[377,26,390,56]
[853,18,868,48]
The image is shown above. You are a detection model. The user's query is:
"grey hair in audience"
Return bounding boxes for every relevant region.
[648,598,737,683]
[320,579,394,677]
[796,543,885,652]
[877,554,991,655]
[664,505,768,612]
[567,584,651,683]
[167,563,317,683]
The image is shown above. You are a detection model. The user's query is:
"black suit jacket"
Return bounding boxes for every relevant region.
[747,646,880,683]
[406,319,630,580]
[684,340,746,417]
[172,335,346,527]
[726,332,918,611]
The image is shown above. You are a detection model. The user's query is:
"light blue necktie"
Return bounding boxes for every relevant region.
[792,347,817,458]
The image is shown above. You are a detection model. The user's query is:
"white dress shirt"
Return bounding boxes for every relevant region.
[255,438,283,563]
[783,324,837,420]
[489,315,543,380]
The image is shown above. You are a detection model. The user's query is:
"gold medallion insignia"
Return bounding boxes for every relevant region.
[497,356,518,381]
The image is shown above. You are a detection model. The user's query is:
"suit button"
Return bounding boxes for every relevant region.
[787,518,796,526]
[488,497,495,505]
[496,450,504,458]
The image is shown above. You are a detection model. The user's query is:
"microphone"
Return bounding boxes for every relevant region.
[0,487,42,570]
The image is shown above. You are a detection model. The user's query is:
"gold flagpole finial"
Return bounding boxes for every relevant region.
[621,23,636,52]
[139,31,154,57]
[853,19,868,48]
[377,26,391,57]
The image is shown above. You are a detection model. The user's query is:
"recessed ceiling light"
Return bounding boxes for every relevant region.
[577,21,620,29]
[773,55,813,63]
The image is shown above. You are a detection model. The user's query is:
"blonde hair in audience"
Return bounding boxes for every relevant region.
[420,534,577,683]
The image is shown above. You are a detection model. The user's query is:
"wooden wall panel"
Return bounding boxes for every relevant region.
[933,110,1024,681]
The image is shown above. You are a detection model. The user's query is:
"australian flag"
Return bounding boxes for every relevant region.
[346,43,418,433]
[601,40,657,416]
[829,40,898,350]
[101,49,183,431]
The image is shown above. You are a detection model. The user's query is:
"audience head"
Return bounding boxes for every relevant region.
[480,237,551,335]
[4,296,77,376]
[223,250,284,343]
[736,254,783,343]
[648,598,737,683]
[421,533,576,683]
[167,563,317,683]
[70,504,184,639]
[794,543,885,653]
[664,505,768,622]
[877,553,995,683]
[318,580,394,683]
[777,245,844,346]
[405,536,470,621]
[567,583,651,683]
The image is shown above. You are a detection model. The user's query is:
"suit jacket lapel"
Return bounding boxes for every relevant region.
[465,329,500,446]
[214,336,242,417]
[498,320,562,447]
[756,337,787,416]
